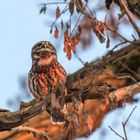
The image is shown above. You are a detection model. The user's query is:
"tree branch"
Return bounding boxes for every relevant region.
[0,40,140,132]
[2,126,50,140]
[67,39,140,84]
[109,106,137,140]
[110,82,140,101]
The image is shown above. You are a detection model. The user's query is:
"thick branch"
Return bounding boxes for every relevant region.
[0,91,103,132]
[110,82,140,101]
[0,40,140,132]
[68,39,140,84]
[0,82,139,132]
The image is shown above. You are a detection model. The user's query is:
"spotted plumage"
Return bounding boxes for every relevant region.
[28,41,67,123]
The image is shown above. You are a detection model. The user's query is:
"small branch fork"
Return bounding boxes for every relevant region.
[108,106,137,140]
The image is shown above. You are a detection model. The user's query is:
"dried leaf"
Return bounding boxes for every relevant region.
[54,26,59,39]
[67,48,72,60]
[63,45,68,53]
[63,30,79,60]
[106,35,110,48]
[77,25,82,35]
[50,26,53,34]
[66,22,70,30]
[61,19,64,29]
[56,6,60,19]
[63,31,71,60]
[75,0,84,13]
[92,21,105,43]
[74,37,79,46]
[95,22,105,36]
[39,5,47,14]
[71,44,76,53]
[69,1,75,15]
[105,0,113,9]
[64,31,70,44]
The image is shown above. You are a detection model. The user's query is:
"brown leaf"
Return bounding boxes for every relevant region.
[77,25,82,35]
[50,26,53,34]
[39,5,47,14]
[61,19,64,29]
[73,37,79,46]
[64,30,70,45]
[92,21,105,43]
[56,6,60,19]
[66,22,70,30]
[106,35,110,48]
[67,48,72,60]
[75,0,84,13]
[71,44,76,53]
[69,1,75,15]
[105,0,113,9]
[54,26,59,39]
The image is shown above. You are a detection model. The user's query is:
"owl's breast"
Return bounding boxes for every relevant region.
[49,60,67,87]
[37,73,49,96]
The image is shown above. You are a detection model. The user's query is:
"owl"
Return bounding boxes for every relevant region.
[28,41,67,123]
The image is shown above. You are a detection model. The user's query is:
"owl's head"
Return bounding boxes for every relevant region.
[31,41,57,65]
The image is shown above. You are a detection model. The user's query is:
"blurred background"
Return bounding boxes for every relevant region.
[0,0,140,140]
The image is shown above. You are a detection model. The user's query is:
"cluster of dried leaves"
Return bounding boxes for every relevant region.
[39,0,140,62]
[39,0,117,60]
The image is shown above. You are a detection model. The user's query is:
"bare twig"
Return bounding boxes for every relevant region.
[122,122,128,140]
[108,125,125,140]
[108,106,137,140]
[41,2,68,5]
[3,126,50,140]
[124,106,137,126]
[122,106,137,140]
[70,14,82,38]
